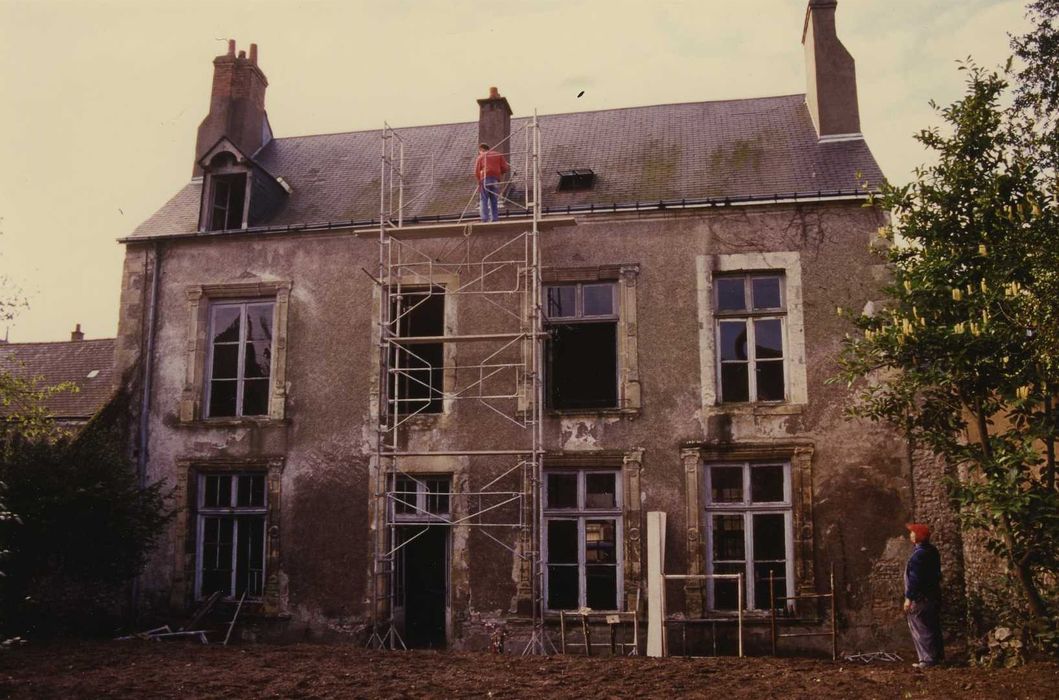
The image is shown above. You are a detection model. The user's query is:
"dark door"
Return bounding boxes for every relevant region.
[398,526,448,648]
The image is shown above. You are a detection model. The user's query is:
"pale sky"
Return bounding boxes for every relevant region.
[0,0,1030,342]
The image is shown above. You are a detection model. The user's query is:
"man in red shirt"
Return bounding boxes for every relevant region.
[474,143,509,222]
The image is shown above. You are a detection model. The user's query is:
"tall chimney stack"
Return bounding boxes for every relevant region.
[70,323,84,342]
[802,1,860,139]
[478,87,512,163]
[192,41,271,176]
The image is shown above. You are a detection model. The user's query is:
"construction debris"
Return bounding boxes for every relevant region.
[842,651,903,663]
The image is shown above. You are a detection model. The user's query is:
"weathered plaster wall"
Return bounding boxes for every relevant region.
[117,199,916,649]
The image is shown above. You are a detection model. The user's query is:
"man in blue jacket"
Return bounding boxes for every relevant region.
[903,522,944,668]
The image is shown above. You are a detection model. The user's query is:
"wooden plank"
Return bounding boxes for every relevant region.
[646,511,667,657]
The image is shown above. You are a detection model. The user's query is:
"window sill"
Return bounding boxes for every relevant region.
[180,417,289,429]
[707,403,804,416]
[549,407,640,418]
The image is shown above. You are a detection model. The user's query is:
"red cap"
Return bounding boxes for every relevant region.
[906,523,931,541]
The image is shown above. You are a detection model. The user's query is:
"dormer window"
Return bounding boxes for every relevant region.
[557,169,596,192]
[203,151,249,232]
[197,137,289,233]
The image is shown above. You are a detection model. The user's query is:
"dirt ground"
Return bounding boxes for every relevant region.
[0,641,1056,699]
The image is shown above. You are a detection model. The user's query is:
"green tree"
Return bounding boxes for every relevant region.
[0,393,171,637]
[836,64,1059,622]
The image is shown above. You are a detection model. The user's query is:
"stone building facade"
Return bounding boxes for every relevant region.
[116,1,949,652]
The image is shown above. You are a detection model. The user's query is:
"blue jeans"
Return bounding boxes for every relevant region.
[480,176,500,222]
[907,597,944,665]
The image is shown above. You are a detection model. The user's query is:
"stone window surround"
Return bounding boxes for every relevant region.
[180,280,291,424]
[696,252,807,413]
[541,264,641,416]
[543,448,644,613]
[681,443,814,618]
[171,457,285,614]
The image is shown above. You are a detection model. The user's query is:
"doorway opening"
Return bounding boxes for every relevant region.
[395,525,449,648]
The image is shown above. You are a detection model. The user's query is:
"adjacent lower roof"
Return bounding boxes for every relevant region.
[0,339,116,421]
[129,93,884,238]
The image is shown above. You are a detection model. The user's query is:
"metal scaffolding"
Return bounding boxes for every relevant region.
[367,116,549,654]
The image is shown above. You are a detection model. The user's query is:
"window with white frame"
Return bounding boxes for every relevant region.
[544,282,619,410]
[543,469,622,610]
[704,462,792,611]
[714,274,786,403]
[196,472,267,600]
[391,474,451,521]
[205,300,275,417]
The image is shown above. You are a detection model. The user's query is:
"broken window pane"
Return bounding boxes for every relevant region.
[720,364,749,402]
[751,277,782,310]
[712,514,745,561]
[582,284,615,316]
[243,341,272,378]
[755,360,784,402]
[546,286,576,319]
[750,466,784,502]
[710,466,743,503]
[585,473,616,509]
[547,473,578,509]
[715,277,745,311]
[246,303,274,341]
[547,322,618,409]
[211,306,242,343]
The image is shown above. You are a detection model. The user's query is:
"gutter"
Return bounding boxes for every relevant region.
[116,189,875,244]
[137,242,161,489]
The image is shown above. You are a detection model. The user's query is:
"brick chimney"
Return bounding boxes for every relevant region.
[193,40,271,176]
[802,1,860,139]
[478,87,512,162]
[70,323,84,341]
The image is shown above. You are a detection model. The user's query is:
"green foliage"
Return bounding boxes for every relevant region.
[0,394,172,637]
[835,61,1059,625]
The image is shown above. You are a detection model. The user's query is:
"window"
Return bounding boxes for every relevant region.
[704,462,792,611]
[196,472,267,600]
[390,286,445,415]
[205,300,274,418]
[208,173,247,231]
[543,469,622,610]
[544,282,618,410]
[391,474,451,521]
[714,274,786,403]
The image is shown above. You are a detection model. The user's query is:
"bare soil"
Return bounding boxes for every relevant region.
[0,641,1056,699]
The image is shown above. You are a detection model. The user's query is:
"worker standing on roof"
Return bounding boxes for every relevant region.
[475,142,509,223]
[903,522,945,668]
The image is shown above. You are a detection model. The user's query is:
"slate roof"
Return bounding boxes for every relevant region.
[130,93,884,238]
[0,339,117,421]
